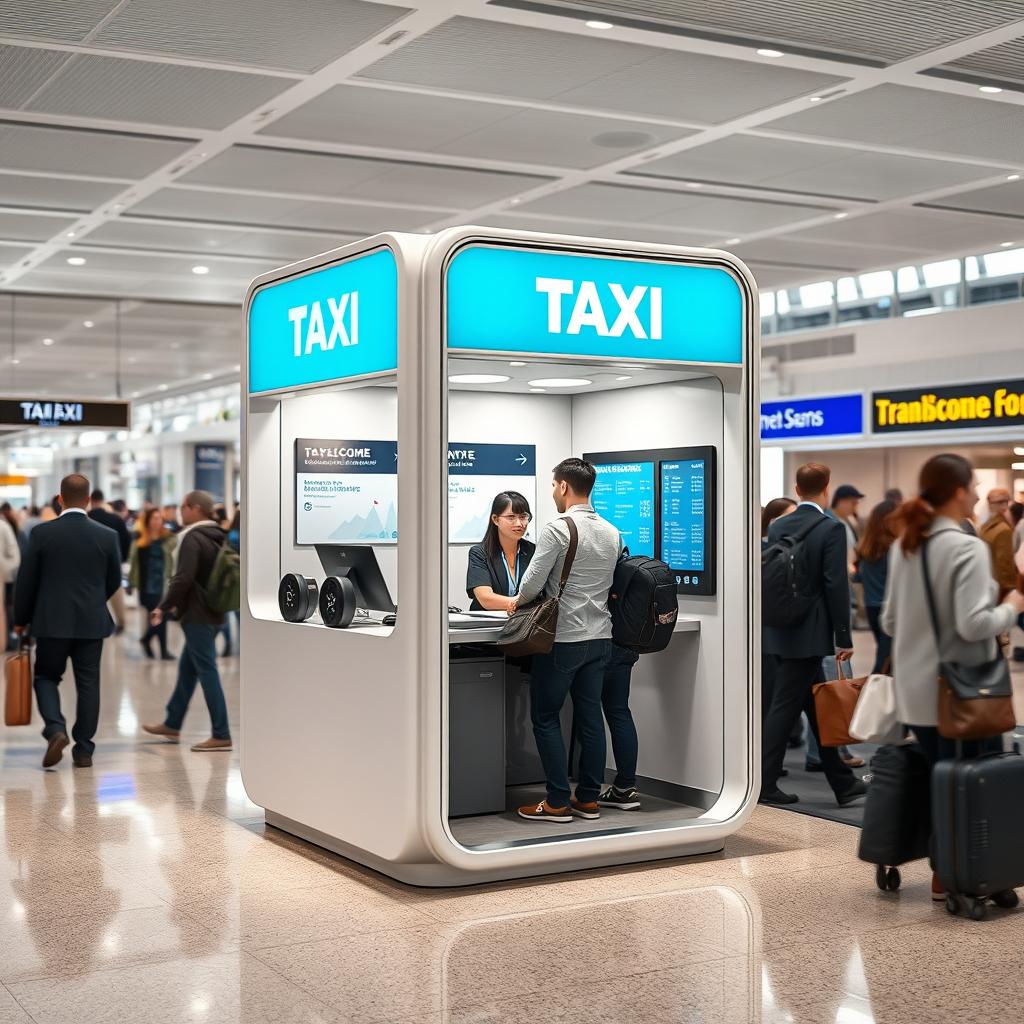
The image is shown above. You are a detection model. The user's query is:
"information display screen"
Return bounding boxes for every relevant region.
[657,447,715,595]
[590,460,655,557]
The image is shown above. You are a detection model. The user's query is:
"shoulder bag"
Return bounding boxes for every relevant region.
[497,517,579,658]
[812,655,867,747]
[921,537,1015,741]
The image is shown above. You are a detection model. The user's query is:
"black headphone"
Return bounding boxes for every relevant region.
[319,575,357,628]
[278,573,318,622]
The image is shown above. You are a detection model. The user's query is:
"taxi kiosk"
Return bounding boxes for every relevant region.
[241,227,760,886]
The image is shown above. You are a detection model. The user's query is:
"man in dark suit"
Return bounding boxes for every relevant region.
[761,463,867,807]
[88,488,130,634]
[14,474,122,769]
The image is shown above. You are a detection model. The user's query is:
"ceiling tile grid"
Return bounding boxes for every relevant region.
[0,1,125,44]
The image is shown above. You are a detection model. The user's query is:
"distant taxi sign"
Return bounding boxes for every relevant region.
[0,397,130,429]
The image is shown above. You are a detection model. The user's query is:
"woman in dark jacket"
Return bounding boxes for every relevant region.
[466,491,536,611]
[855,498,898,674]
[128,507,177,659]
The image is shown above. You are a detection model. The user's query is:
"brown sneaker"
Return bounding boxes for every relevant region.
[42,732,69,769]
[191,738,232,752]
[142,722,181,742]
[72,755,93,768]
[932,871,945,902]
[518,800,572,823]
[571,799,601,820]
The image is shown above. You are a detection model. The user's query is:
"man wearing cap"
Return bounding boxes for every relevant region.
[830,484,865,567]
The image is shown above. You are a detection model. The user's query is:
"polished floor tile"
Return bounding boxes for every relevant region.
[2,632,1023,1022]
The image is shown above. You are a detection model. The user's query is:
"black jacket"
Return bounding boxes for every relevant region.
[160,522,225,625]
[14,511,122,639]
[764,504,852,659]
[88,506,131,561]
[466,540,536,610]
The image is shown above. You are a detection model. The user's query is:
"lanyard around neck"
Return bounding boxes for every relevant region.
[502,546,520,594]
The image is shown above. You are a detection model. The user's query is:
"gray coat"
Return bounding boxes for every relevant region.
[881,517,1015,726]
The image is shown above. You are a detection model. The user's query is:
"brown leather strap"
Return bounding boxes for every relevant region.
[556,516,579,599]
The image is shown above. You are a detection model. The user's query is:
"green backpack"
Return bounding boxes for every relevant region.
[205,534,240,613]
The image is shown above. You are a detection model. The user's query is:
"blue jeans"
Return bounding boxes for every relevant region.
[531,638,611,807]
[602,644,640,790]
[165,623,230,739]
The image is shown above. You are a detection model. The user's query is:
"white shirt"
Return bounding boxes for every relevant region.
[60,507,87,516]
[797,500,825,514]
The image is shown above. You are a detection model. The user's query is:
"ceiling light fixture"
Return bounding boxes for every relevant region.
[809,96,823,102]
[83,320,94,328]
[202,373,213,380]
[66,256,86,266]
[509,197,522,205]
[42,337,54,346]
[191,265,210,275]
[1008,174,1021,181]
[529,388,547,394]
[1014,447,1024,456]
[756,48,784,58]
[686,181,703,189]
[509,361,527,367]
[10,358,19,366]
[616,375,632,381]
[726,237,741,245]
[834,212,849,220]
[67,231,76,238]
[448,373,511,385]
[528,377,593,388]
[979,85,1003,94]
[585,20,614,30]
[157,384,168,391]
[1001,241,1015,248]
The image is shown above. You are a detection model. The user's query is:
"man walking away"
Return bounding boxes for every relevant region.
[88,489,130,634]
[142,491,231,751]
[14,474,122,769]
[979,488,1017,600]
[511,458,621,823]
[761,463,866,808]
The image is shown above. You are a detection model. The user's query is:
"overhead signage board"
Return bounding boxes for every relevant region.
[873,379,1024,434]
[0,397,129,430]
[248,247,398,395]
[446,244,744,365]
[448,442,536,544]
[194,444,226,501]
[760,394,863,441]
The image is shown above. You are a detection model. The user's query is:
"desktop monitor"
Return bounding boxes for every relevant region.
[583,451,655,558]
[314,544,397,613]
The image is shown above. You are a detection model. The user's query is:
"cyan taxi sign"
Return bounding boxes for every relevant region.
[248,248,398,394]
[446,244,744,364]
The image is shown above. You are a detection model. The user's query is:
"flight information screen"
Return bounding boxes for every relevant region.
[590,461,655,557]
[659,448,715,594]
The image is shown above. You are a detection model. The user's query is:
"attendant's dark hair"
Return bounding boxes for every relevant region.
[893,454,973,554]
[761,497,796,539]
[553,458,597,498]
[858,499,899,562]
[481,491,531,559]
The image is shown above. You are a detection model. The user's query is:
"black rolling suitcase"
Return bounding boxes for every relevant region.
[932,750,1024,920]
[858,743,932,892]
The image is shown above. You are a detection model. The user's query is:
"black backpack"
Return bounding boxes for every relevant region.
[761,514,827,628]
[609,556,679,654]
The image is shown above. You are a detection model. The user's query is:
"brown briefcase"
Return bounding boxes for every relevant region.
[4,636,32,727]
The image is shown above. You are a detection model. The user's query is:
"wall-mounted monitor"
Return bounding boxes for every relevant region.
[584,452,656,558]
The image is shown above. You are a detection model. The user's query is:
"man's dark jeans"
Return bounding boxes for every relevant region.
[33,636,104,759]
[164,623,230,739]
[530,638,611,808]
[602,644,640,790]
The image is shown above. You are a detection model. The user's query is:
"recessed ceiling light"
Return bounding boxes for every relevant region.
[529,388,547,394]
[509,197,522,205]
[528,377,593,388]
[66,256,86,266]
[202,373,213,380]
[979,85,1003,94]
[448,373,511,385]
[686,181,703,189]
[616,375,632,381]
[41,337,54,346]
[157,384,168,391]
[834,212,849,220]
[585,20,614,30]
[1008,174,1021,181]
[809,96,823,102]
[192,265,210,275]
[67,231,76,238]
[130,391,140,399]
[509,361,527,367]
[726,237,741,245]
[1001,241,1015,247]
[10,358,19,365]
[83,320,94,328]
[756,48,784,58]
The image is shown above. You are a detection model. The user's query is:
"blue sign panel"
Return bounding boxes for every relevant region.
[194,443,226,501]
[591,461,655,558]
[248,248,398,394]
[448,443,537,544]
[446,244,743,364]
[760,394,863,440]
[447,442,535,477]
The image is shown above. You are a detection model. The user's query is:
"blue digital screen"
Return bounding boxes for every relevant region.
[446,244,744,365]
[591,462,655,557]
[660,459,706,573]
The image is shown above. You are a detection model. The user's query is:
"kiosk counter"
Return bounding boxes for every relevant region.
[241,227,760,886]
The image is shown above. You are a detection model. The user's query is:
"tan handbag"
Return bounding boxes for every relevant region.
[4,636,32,727]
[497,517,579,658]
[812,672,867,747]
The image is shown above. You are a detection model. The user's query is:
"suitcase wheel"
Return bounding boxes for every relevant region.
[945,894,987,920]
[992,889,1019,910]
[874,865,901,892]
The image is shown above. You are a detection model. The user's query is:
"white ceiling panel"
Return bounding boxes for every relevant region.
[734,236,923,273]
[628,134,998,201]
[0,174,124,212]
[519,182,832,233]
[0,1,123,43]
[182,145,549,207]
[0,211,75,243]
[764,84,1024,163]
[129,188,438,233]
[93,0,410,75]
[935,36,1024,88]
[526,1,1024,66]
[38,248,273,279]
[14,265,255,305]
[360,17,843,122]
[0,44,71,108]
[479,212,718,248]
[26,52,292,130]
[924,180,1024,219]
[0,124,192,178]
[0,245,33,270]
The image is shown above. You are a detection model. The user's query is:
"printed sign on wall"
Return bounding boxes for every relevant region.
[295,438,398,545]
[448,443,536,544]
[760,394,863,441]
